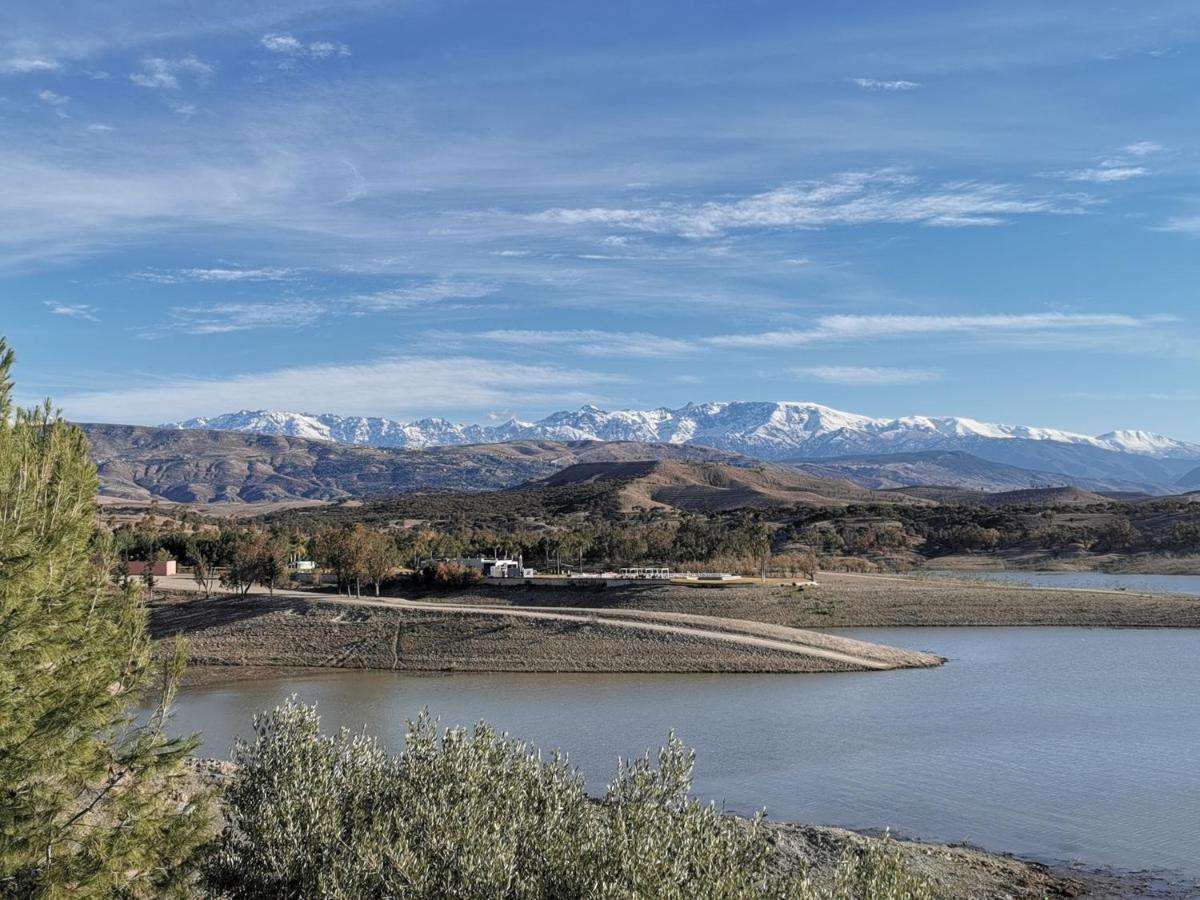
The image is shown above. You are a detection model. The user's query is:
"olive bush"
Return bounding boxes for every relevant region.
[210,700,936,899]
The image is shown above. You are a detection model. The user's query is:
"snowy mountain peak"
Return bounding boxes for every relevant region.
[160,402,1200,487]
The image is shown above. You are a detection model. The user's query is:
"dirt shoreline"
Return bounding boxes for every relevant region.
[151,588,941,679]
[394,571,1200,630]
[153,571,1200,684]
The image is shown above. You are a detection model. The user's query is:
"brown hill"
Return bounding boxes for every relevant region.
[537,460,922,512]
[79,424,751,504]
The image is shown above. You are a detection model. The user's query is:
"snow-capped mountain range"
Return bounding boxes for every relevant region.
[163,402,1200,488]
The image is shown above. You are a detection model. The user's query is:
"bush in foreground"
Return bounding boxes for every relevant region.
[210,700,936,899]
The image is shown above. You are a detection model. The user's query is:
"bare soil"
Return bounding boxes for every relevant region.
[404,571,1200,629]
[151,586,940,683]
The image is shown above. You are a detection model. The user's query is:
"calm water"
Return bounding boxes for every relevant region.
[170,627,1200,880]
[927,570,1200,595]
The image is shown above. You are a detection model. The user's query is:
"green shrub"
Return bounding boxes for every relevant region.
[210,699,937,899]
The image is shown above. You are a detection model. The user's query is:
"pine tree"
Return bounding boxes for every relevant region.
[0,338,209,897]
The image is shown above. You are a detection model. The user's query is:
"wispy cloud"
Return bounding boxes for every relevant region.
[147,278,497,335]
[1157,216,1200,236]
[706,313,1163,348]
[164,301,324,335]
[1050,141,1162,184]
[130,55,212,89]
[261,33,350,59]
[1124,141,1163,157]
[852,78,920,91]
[349,280,496,311]
[36,89,69,106]
[790,365,941,385]
[131,266,298,284]
[475,329,696,358]
[44,301,98,321]
[58,357,623,424]
[1056,166,1146,183]
[0,57,59,73]
[533,171,1077,238]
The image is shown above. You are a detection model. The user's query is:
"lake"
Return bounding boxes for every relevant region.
[169,627,1200,881]
[925,570,1200,595]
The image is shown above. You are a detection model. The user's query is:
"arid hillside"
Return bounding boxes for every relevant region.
[536,460,924,512]
[79,424,750,504]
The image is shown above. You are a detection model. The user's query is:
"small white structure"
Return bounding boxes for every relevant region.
[618,566,671,580]
[293,560,316,573]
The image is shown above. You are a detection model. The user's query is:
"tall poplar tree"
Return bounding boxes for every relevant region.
[0,339,208,897]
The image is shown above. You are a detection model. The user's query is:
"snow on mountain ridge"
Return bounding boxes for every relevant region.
[162,402,1200,462]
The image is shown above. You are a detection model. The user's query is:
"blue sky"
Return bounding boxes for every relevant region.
[3,0,1199,437]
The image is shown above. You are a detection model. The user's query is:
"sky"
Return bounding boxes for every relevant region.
[3,0,1200,438]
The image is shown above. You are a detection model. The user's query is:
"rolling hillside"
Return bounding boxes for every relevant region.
[79,424,751,504]
[534,460,923,512]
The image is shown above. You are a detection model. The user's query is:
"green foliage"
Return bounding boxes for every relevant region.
[827,836,936,900]
[211,700,938,899]
[0,338,209,897]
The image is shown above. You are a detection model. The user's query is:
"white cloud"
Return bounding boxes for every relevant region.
[44,301,98,321]
[86,123,115,133]
[533,171,1075,238]
[139,277,496,335]
[130,55,212,89]
[1124,141,1163,157]
[261,33,304,53]
[1157,216,1200,236]
[131,266,298,284]
[0,57,59,73]
[165,301,324,335]
[852,78,920,91]
[477,329,696,358]
[706,313,1160,348]
[790,365,941,385]
[36,89,69,106]
[58,357,621,424]
[349,280,496,311]
[1057,166,1146,183]
[261,33,350,58]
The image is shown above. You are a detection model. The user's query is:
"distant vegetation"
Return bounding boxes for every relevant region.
[105,466,1200,587]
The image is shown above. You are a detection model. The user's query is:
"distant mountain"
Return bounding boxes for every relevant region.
[1178,466,1200,490]
[786,450,1167,495]
[162,402,1200,488]
[80,424,749,504]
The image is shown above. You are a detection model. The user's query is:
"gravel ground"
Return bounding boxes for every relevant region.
[418,571,1200,628]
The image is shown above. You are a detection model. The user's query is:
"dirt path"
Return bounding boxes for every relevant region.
[157,576,937,671]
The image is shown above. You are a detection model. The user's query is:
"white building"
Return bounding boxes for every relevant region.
[451,556,526,578]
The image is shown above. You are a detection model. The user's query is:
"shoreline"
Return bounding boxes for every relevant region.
[152,571,1200,683]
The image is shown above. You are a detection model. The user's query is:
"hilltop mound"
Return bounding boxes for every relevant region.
[537,460,916,512]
